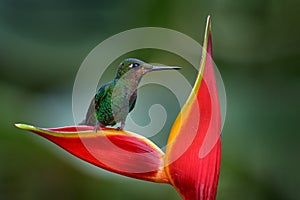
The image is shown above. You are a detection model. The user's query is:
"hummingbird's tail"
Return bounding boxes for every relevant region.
[79,98,97,126]
[78,119,95,126]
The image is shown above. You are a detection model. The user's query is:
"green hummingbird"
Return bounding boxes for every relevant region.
[81,58,181,130]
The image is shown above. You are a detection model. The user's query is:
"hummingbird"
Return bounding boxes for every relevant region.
[80,58,181,130]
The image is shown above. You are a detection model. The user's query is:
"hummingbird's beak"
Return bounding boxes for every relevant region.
[151,65,181,71]
[143,63,181,72]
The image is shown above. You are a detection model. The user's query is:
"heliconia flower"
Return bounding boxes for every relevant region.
[15,16,222,200]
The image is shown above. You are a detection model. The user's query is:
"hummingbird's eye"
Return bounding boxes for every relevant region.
[133,63,140,68]
[129,63,140,68]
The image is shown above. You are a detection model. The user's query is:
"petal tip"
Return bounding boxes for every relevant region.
[14,123,33,130]
[207,15,211,22]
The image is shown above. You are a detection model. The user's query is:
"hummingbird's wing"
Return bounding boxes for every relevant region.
[94,83,112,109]
[80,83,110,126]
[129,90,137,112]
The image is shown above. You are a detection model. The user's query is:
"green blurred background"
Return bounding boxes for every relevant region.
[1,0,300,199]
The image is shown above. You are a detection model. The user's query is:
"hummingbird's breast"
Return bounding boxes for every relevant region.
[110,82,136,121]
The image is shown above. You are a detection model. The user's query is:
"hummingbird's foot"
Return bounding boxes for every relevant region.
[94,126,98,132]
[94,121,99,132]
[116,122,125,130]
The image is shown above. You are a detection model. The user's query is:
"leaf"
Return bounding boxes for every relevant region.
[165,16,222,200]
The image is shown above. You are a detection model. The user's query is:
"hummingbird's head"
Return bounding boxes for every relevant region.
[115,58,181,80]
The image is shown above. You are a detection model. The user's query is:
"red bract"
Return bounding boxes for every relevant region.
[15,124,168,183]
[15,16,222,200]
[165,16,221,199]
